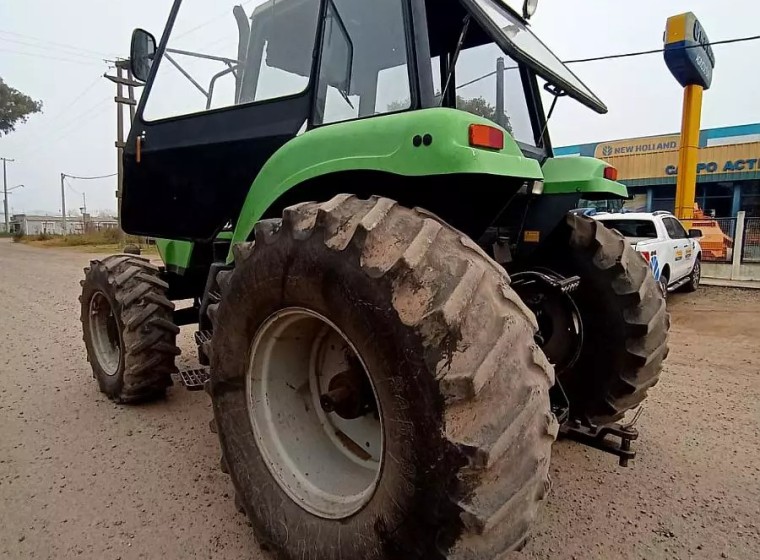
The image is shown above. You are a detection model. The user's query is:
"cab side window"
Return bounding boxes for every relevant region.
[313,0,412,125]
[144,0,321,121]
[664,217,687,239]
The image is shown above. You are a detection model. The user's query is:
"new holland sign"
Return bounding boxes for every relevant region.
[594,135,680,159]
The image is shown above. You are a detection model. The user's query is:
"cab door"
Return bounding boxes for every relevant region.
[663,216,692,280]
[122,0,322,241]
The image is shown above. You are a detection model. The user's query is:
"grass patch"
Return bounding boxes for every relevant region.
[18,230,158,254]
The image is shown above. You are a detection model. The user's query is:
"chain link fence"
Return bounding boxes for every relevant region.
[741,217,760,263]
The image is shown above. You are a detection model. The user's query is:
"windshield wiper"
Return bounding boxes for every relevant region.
[439,15,471,106]
[538,82,567,148]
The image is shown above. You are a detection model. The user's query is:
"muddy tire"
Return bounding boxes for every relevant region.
[80,255,180,403]
[532,214,669,424]
[209,195,556,560]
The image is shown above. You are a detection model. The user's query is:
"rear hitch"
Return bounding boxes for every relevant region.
[559,410,642,467]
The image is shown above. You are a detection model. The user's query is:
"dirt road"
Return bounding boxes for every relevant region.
[1,238,759,559]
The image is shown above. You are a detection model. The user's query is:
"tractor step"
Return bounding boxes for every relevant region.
[194,330,212,346]
[195,330,213,366]
[178,367,211,391]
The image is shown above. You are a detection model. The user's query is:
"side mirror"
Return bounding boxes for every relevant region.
[130,29,157,82]
[689,228,703,238]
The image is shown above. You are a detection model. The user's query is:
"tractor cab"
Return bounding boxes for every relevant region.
[124,0,606,242]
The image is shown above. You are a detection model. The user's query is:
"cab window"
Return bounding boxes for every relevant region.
[455,48,536,148]
[144,0,321,121]
[664,217,687,239]
[599,219,657,239]
[313,0,412,125]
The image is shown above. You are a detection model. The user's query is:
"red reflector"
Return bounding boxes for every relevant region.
[640,251,651,263]
[603,166,619,181]
[469,124,504,150]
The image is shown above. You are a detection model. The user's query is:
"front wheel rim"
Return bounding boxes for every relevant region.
[693,261,701,287]
[89,291,122,376]
[246,307,384,520]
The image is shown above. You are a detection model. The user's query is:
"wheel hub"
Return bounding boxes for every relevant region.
[89,291,121,376]
[246,308,383,519]
[511,269,583,376]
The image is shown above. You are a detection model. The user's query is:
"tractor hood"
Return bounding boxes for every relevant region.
[460,0,608,114]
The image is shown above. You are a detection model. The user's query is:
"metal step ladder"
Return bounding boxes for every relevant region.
[178,367,210,391]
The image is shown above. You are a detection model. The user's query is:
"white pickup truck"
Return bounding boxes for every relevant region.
[592,211,702,297]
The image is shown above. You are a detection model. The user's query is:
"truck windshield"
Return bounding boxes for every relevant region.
[598,220,658,239]
[463,0,606,113]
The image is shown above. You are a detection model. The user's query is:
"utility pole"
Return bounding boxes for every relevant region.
[81,193,87,233]
[495,57,505,129]
[105,60,139,230]
[2,157,14,233]
[60,173,67,235]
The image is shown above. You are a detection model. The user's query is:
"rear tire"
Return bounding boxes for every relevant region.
[659,273,669,300]
[209,195,557,560]
[80,255,180,403]
[530,214,670,424]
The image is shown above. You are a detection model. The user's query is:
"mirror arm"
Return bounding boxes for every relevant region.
[164,53,209,98]
[166,47,239,66]
[206,65,239,110]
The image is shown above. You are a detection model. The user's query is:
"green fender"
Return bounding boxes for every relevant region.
[156,238,194,271]
[227,108,543,262]
[541,156,628,197]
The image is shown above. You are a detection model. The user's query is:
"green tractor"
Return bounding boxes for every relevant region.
[80,0,668,557]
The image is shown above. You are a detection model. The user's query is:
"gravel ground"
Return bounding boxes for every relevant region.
[1,238,758,560]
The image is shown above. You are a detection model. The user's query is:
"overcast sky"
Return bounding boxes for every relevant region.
[1,0,759,216]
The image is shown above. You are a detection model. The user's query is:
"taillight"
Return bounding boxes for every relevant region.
[604,166,619,181]
[469,124,504,150]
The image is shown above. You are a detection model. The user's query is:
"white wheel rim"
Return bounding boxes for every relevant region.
[246,307,384,519]
[89,291,121,376]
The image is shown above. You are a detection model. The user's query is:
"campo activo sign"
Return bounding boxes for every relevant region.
[665,158,760,175]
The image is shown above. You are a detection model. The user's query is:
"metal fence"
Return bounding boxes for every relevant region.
[742,217,760,263]
[699,217,735,263]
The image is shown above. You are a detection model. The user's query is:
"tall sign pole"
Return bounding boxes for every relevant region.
[664,12,715,223]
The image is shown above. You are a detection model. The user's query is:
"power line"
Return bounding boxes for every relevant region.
[456,34,760,91]
[65,172,118,180]
[172,0,257,40]
[0,47,106,67]
[0,29,117,59]
[8,74,106,154]
[15,99,112,159]
[563,34,760,65]
[0,36,103,62]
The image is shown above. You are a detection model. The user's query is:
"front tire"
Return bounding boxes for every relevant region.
[209,195,557,560]
[80,255,180,403]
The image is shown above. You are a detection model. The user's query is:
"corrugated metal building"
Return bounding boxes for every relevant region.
[10,214,118,236]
